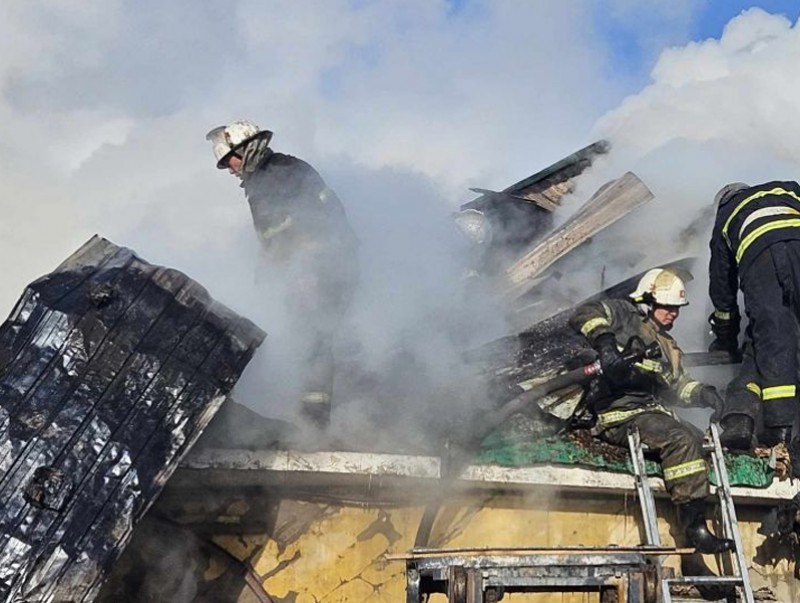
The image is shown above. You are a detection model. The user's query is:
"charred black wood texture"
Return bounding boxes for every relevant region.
[0,236,265,602]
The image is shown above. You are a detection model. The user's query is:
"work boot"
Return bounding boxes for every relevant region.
[719,414,754,451]
[762,425,793,448]
[677,499,735,555]
[680,555,735,601]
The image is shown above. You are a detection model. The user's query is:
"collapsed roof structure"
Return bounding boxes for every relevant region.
[0,144,795,601]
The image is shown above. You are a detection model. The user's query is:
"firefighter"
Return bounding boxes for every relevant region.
[570,268,734,554]
[709,181,800,456]
[206,120,358,428]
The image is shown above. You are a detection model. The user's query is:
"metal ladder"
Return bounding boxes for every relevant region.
[627,423,755,603]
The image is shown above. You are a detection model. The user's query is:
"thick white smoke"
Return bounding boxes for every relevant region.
[0,1,625,442]
[559,8,800,351]
[0,3,797,439]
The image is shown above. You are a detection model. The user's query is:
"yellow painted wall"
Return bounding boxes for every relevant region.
[207,490,796,603]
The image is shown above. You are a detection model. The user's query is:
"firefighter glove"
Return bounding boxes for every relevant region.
[707,310,740,355]
[692,385,723,413]
[593,333,633,388]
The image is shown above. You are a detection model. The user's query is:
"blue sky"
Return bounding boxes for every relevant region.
[596,1,800,87]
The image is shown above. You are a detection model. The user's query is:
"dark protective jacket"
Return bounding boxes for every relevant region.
[569,298,704,429]
[709,180,800,313]
[241,151,359,421]
[241,151,358,264]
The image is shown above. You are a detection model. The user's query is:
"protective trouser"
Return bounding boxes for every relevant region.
[721,341,760,422]
[294,249,359,428]
[731,242,800,429]
[598,411,708,504]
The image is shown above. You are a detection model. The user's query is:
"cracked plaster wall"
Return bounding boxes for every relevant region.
[204,493,796,602]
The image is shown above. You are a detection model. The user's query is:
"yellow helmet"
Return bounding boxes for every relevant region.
[629,268,689,306]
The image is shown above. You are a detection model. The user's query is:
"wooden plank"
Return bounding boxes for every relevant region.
[0,236,265,603]
[504,172,654,300]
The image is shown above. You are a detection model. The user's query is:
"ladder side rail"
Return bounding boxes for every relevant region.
[627,427,662,546]
[708,422,755,603]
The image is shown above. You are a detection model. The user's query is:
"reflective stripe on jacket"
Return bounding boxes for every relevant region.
[710,180,800,312]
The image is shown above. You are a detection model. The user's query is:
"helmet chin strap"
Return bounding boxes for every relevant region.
[240,133,273,174]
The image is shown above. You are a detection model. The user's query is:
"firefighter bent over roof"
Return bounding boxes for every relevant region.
[570,269,734,554]
[206,120,359,429]
[709,181,800,465]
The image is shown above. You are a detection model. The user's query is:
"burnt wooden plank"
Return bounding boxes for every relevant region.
[0,236,265,602]
[504,172,654,300]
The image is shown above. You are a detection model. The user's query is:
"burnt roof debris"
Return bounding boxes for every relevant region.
[459,140,610,277]
[462,140,610,214]
[0,235,265,603]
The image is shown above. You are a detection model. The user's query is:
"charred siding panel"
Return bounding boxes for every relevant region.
[0,236,265,602]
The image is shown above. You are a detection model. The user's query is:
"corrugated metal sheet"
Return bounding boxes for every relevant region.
[0,236,265,602]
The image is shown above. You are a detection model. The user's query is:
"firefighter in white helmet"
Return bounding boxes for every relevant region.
[206,120,358,429]
[570,268,733,554]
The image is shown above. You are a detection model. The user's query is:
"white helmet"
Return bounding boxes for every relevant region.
[453,209,492,246]
[713,182,749,207]
[629,268,689,306]
[205,119,273,169]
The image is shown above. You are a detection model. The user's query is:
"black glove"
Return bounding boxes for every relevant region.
[708,310,740,355]
[692,385,723,413]
[593,333,634,388]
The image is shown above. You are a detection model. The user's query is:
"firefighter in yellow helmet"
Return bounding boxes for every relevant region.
[206,120,359,429]
[570,268,733,554]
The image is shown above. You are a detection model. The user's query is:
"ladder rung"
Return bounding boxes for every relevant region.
[667,575,743,585]
[632,424,755,603]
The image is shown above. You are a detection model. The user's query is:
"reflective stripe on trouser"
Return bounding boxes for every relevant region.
[738,243,800,427]
[300,390,332,427]
[301,391,331,405]
[598,411,709,504]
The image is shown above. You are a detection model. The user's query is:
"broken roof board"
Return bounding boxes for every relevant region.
[458,141,610,275]
[0,236,265,602]
[462,140,609,213]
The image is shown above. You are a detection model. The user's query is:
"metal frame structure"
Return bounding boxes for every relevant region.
[400,546,669,603]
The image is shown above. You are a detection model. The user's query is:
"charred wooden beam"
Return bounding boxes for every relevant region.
[462,140,609,214]
[0,236,265,603]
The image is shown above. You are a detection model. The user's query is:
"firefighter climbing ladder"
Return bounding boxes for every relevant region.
[627,422,755,603]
